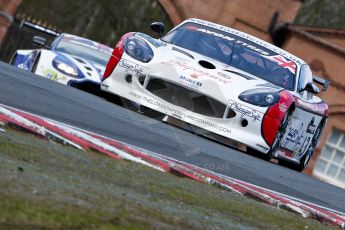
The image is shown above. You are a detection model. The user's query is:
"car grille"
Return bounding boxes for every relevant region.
[142,77,235,119]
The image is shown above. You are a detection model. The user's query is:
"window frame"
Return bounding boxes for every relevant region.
[313,128,345,188]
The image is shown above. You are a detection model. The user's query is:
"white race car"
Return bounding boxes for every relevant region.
[101,18,330,171]
[10,30,112,92]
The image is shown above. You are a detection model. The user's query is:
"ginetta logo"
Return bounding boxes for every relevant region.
[179,75,202,87]
[161,60,231,84]
[279,103,288,112]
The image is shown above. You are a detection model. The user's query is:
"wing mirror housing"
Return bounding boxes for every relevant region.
[305,82,320,94]
[150,22,165,37]
[32,36,47,47]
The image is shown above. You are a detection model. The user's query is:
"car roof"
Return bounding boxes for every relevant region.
[180,18,305,67]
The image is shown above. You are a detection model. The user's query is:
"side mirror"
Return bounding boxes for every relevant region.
[150,22,165,37]
[32,36,46,47]
[305,82,320,94]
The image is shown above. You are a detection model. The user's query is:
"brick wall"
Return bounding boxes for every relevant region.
[0,0,21,44]
[159,0,301,42]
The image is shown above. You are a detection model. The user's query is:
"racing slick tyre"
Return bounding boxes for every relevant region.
[248,109,293,161]
[278,119,324,172]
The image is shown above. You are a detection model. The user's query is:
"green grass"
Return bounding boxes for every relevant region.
[0,127,336,229]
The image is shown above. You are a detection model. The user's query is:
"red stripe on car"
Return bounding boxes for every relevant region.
[262,90,294,146]
[103,32,135,81]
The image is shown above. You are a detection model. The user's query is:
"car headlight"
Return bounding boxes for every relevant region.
[238,88,280,107]
[52,56,79,78]
[125,37,153,63]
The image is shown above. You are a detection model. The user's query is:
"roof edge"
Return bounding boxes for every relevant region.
[290,24,345,35]
[288,26,345,57]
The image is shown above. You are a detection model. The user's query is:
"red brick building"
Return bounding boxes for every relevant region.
[159,0,345,188]
[0,0,21,45]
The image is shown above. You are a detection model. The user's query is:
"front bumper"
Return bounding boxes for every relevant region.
[101,66,271,154]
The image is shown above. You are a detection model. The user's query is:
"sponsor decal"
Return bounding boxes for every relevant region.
[296,136,311,159]
[281,120,311,158]
[195,28,235,42]
[266,55,296,74]
[229,101,262,122]
[186,26,269,56]
[128,91,231,134]
[234,40,269,56]
[179,75,202,88]
[18,63,30,71]
[43,69,67,81]
[279,103,288,113]
[284,124,304,146]
[118,59,146,76]
[306,117,316,134]
[16,52,37,71]
[256,143,269,151]
[161,60,231,84]
[188,18,303,65]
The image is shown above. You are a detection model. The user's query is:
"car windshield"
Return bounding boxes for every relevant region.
[55,35,112,66]
[162,22,296,90]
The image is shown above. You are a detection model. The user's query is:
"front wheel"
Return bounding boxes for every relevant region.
[278,119,324,172]
[266,109,293,160]
[247,109,293,161]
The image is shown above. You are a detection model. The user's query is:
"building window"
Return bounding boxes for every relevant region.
[313,128,345,187]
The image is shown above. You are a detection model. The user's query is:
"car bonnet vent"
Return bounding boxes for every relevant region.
[74,57,86,64]
[84,66,92,71]
[223,70,254,80]
[199,60,216,69]
[172,47,194,59]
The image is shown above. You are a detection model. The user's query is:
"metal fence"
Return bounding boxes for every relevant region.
[0,17,58,62]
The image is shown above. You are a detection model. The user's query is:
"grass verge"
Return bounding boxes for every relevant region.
[0,127,336,229]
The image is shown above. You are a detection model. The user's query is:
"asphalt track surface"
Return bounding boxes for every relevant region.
[1,61,344,213]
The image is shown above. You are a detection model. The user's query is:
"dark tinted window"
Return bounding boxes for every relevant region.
[162,22,296,90]
[55,35,112,66]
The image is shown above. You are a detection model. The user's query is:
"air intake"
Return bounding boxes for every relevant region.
[199,60,216,69]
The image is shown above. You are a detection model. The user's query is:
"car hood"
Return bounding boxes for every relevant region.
[55,51,103,83]
[146,44,281,104]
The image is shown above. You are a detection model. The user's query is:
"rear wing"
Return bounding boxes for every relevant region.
[19,20,60,37]
[313,75,331,92]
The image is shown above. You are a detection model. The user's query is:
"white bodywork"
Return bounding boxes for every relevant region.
[14,49,102,85]
[101,18,328,165]
[102,50,271,152]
